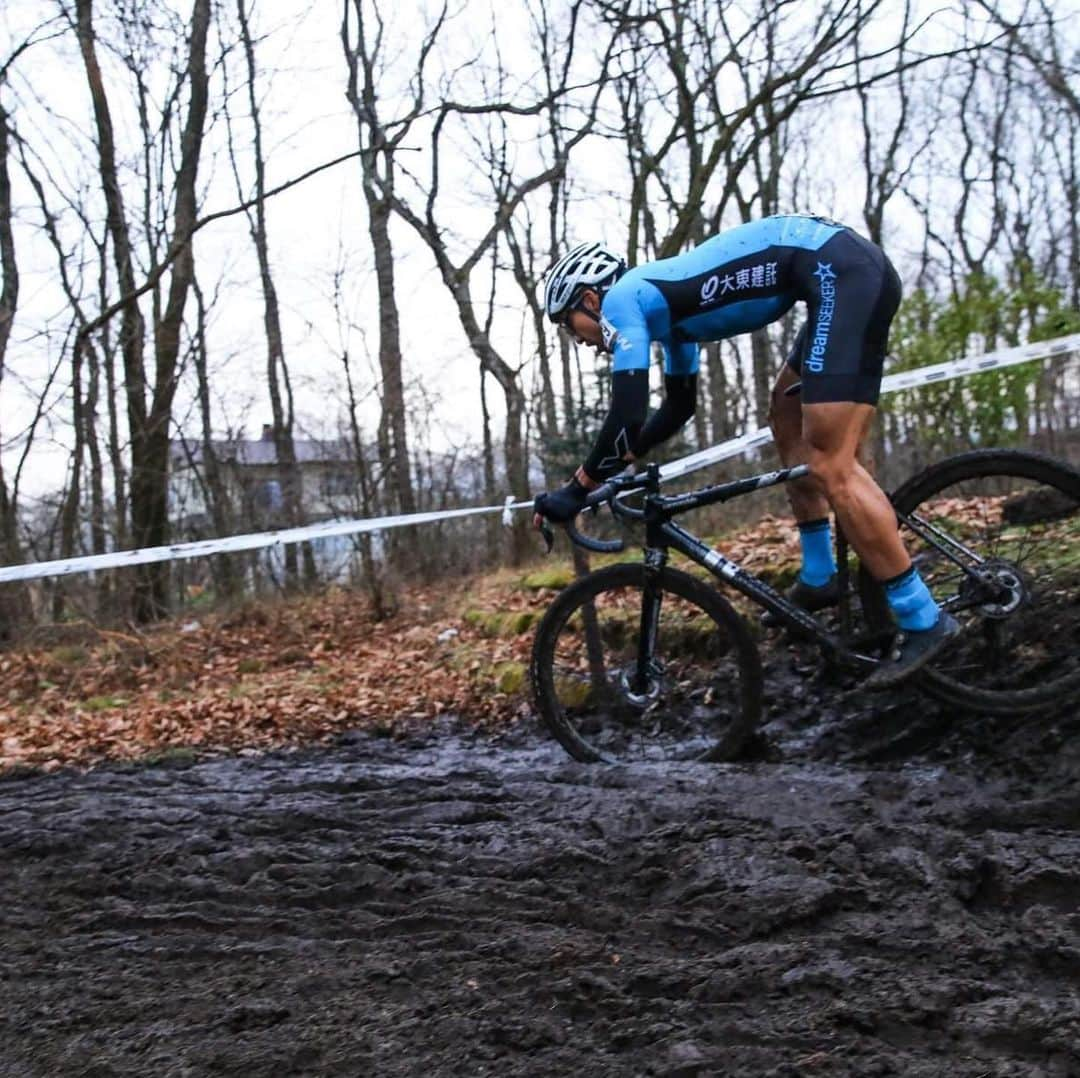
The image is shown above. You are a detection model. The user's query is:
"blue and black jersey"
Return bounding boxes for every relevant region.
[578,214,902,481]
[598,214,901,405]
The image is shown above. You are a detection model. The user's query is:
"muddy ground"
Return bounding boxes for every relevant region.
[1,647,1079,1077]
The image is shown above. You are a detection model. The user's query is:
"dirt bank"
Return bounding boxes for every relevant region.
[2,656,1078,1077]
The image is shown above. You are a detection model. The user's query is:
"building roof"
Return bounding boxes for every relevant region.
[169,435,352,468]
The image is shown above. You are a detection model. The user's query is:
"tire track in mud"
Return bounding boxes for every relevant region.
[2,712,1079,1078]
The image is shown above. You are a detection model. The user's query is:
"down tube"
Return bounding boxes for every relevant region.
[660,521,838,644]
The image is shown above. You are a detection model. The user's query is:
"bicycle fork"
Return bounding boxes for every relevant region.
[629,546,668,699]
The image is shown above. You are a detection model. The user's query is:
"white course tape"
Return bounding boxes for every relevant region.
[0,504,501,585]
[879,332,1080,393]
[1,333,1075,585]
[662,332,1080,481]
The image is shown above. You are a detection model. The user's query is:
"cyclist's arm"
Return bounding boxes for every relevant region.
[629,338,698,459]
[576,319,652,486]
[579,368,649,484]
[632,373,697,459]
[578,332,704,484]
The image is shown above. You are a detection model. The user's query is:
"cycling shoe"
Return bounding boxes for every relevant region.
[761,574,840,628]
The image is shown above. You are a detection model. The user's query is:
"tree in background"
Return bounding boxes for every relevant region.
[73,0,211,620]
[341,0,428,548]
[232,0,317,589]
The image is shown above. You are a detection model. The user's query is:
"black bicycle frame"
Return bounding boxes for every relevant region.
[582,459,995,679]
[617,463,869,668]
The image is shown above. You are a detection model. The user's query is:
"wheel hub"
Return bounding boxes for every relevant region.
[961,559,1028,618]
[617,663,664,708]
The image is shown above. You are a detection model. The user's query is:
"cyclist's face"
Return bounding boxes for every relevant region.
[559,289,603,348]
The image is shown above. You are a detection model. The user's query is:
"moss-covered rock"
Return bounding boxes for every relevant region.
[519,566,574,591]
[493,661,527,695]
[463,609,506,636]
[505,610,539,634]
[463,608,540,637]
[49,645,89,667]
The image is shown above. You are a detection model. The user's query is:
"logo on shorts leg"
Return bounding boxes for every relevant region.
[808,263,837,374]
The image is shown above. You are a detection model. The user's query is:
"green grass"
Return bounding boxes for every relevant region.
[139,746,200,768]
[82,695,129,712]
[49,645,89,666]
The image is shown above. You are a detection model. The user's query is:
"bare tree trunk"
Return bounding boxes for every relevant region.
[0,93,18,562]
[84,332,107,562]
[341,0,419,544]
[478,364,499,558]
[344,370,390,619]
[141,0,211,618]
[192,277,240,598]
[750,330,774,429]
[75,0,149,609]
[14,99,112,618]
[55,330,87,619]
[236,0,316,588]
[76,0,210,621]
[704,342,731,442]
[0,91,28,638]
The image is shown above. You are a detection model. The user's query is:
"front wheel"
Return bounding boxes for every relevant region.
[530,564,763,763]
[889,449,1080,713]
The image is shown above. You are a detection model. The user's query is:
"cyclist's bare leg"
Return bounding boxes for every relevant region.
[769,365,829,522]
[800,401,911,581]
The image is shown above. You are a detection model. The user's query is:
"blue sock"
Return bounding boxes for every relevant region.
[798,518,837,587]
[884,566,940,631]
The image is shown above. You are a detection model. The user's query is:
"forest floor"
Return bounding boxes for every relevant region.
[1,518,1078,1076]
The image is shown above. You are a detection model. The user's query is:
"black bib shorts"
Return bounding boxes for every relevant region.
[785,229,903,406]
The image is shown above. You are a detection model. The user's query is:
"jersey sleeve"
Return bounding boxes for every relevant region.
[662,339,700,377]
[600,285,652,374]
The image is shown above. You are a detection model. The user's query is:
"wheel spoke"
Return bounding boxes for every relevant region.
[535,565,760,763]
[892,452,1080,710]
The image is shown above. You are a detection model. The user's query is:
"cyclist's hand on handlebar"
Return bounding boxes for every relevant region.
[532,475,590,527]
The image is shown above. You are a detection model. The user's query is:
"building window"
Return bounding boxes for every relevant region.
[252,479,283,513]
[320,471,354,498]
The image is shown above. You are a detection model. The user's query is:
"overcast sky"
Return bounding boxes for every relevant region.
[3,0,1073,501]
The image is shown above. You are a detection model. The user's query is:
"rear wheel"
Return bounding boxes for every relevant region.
[531,564,762,763]
[888,449,1080,713]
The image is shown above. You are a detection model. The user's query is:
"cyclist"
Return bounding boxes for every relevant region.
[533,215,958,688]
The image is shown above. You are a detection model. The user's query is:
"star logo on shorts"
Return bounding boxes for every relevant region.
[813,262,836,282]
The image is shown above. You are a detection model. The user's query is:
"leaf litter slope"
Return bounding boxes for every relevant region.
[0,512,805,771]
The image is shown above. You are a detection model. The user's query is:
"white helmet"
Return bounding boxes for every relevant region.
[543,242,626,322]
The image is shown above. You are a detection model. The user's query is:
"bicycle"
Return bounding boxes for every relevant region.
[530,448,1080,763]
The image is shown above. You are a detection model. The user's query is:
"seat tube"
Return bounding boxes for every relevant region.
[634,546,667,692]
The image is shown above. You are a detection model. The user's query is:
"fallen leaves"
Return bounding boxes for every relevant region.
[0,579,542,771]
[0,507,839,772]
